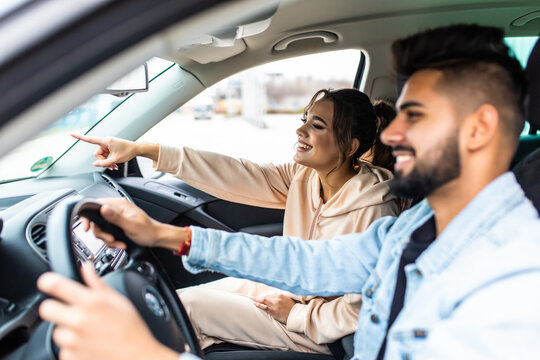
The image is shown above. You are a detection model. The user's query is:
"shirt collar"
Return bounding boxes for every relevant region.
[415,172,526,276]
[410,216,436,245]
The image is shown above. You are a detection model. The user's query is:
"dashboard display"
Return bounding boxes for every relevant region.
[72,221,104,259]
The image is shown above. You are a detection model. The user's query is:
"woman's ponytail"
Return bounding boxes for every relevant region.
[366,100,412,213]
[362,100,396,172]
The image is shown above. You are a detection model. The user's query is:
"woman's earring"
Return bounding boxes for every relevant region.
[353,158,360,171]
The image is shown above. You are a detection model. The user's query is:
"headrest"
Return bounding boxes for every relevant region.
[513,147,540,213]
[526,36,540,131]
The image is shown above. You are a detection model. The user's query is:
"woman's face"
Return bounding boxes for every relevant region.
[294,99,343,172]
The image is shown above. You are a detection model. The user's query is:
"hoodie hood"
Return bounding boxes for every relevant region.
[309,161,396,217]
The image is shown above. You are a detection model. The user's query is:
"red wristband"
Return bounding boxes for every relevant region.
[173,226,192,256]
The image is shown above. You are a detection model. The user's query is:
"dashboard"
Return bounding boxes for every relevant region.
[23,185,130,273]
[0,169,284,358]
[0,172,132,354]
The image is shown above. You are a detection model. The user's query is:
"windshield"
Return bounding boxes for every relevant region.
[0,57,173,183]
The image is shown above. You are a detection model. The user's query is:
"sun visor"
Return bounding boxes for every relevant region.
[175,6,277,64]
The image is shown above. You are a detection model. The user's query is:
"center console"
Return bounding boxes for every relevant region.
[71,217,128,274]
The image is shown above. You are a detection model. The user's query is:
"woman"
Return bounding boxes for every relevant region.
[73,89,397,354]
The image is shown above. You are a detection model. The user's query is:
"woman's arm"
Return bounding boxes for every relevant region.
[72,134,298,208]
[156,145,299,209]
[286,294,362,344]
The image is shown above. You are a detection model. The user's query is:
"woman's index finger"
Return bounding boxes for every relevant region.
[71,133,105,146]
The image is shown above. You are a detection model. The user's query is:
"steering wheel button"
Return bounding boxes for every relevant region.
[144,291,165,318]
[136,261,156,279]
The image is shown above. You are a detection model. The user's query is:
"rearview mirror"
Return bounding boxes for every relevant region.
[103,63,149,97]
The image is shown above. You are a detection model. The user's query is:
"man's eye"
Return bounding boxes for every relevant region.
[313,124,324,130]
[406,111,422,121]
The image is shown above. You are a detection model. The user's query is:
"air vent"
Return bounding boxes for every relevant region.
[101,174,128,199]
[101,174,115,187]
[30,223,47,258]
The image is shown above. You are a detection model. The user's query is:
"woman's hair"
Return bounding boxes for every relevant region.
[303,89,396,172]
[363,99,396,171]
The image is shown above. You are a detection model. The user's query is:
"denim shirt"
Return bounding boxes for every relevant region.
[184,172,540,359]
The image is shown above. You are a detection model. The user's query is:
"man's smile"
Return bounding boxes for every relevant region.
[392,147,416,175]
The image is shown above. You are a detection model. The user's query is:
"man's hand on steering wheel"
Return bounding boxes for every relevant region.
[38,263,180,360]
[41,197,202,359]
[81,198,188,252]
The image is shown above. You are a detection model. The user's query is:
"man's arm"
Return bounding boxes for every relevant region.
[88,198,395,297]
[184,215,395,297]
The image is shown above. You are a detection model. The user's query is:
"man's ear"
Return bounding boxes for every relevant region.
[348,138,360,157]
[463,104,499,151]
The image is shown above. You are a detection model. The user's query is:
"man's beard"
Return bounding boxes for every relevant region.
[390,135,461,199]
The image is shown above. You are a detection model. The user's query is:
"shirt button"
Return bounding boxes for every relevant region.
[415,269,422,276]
[365,288,374,297]
[370,314,379,323]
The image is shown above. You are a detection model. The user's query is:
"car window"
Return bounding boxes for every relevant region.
[505,36,539,135]
[0,57,173,184]
[137,49,362,178]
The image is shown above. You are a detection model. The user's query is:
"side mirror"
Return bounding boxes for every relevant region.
[103,63,149,97]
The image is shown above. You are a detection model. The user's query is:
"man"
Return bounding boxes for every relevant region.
[38,24,540,359]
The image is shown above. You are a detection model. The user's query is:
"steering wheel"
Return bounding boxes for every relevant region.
[45,197,202,358]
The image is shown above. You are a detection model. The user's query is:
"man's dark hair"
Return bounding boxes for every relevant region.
[391,24,527,148]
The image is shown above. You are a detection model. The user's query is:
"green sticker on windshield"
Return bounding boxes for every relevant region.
[30,156,53,172]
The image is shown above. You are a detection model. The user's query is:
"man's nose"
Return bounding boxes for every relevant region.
[380,115,406,146]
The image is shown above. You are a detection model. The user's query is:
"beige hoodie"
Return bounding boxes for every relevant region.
[155,145,397,344]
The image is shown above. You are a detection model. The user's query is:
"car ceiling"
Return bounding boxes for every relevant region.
[0,0,538,160]
[168,0,540,97]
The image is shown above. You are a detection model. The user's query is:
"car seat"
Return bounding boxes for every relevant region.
[513,35,540,212]
[204,342,338,360]
[203,327,352,360]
